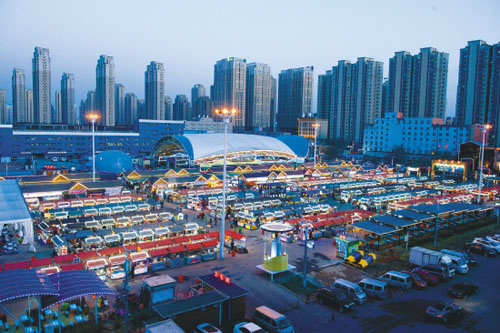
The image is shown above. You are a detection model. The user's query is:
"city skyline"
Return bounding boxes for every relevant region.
[1,0,498,117]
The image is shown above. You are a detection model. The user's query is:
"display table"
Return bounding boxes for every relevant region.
[255,264,296,282]
[201,252,217,261]
[168,257,184,268]
[185,255,201,265]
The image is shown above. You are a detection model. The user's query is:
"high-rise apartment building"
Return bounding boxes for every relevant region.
[387,48,448,119]
[246,62,272,131]
[115,84,125,124]
[61,73,75,125]
[388,51,413,117]
[277,66,314,134]
[55,91,62,123]
[12,68,26,124]
[213,57,246,129]
[191,84,205,108]
[381,78,389,117]
[125,93,138,125]
[96,55,115,127]
[0,89,6,124]
[489,43,500,147]
[164,96,173,120]
[411,47,448,118]
[173,95,190,120]
[318,58,383,144]
[145,61,165,120]
[32,47,51,124]
[270,76,277,132]
[25,89,33,123]
[191,84,208,119]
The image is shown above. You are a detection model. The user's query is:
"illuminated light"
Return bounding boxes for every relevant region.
[214,109,220,114]
[214,271,219,278]
[222,109,229,115]
[225,277,231,284]
[220,273,225,281]
[231,109,237,115]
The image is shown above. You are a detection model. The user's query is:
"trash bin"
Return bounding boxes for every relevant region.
[178,274,184,282]
[231,250,236,257]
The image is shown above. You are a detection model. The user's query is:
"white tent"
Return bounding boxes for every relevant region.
[0,179,35,251]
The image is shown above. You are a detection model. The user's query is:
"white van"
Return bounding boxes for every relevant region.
[444,254,468,274]
[379,271,412,290]
[358,278,388,300]
[252,306,294,333]
[333,279,367,304]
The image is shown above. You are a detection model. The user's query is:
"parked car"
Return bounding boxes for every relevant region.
[253,306,294,333]
[405,271,427,289]
[472,238,500,254]
[420,264,450,281]
[464,242,496,257]
[411,268,439,286]
[426,302,463,323]
[316,287,355,312]
[233,322,266,333]
[196,323,222,333]
[448,282,478,299]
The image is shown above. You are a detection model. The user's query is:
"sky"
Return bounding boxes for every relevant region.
[0,0,499,117]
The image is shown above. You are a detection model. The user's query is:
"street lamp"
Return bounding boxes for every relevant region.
[477,124,492,204]
[214,108,238,260]
[312,122,321,166]
[86,113,100,182]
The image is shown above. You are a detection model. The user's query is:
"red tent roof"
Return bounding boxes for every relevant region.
[185,243,202,251]
[4,261,29,270]
[156,239,174,247]
[76,250,98,260]
[189,234,205,242]
[168,245,186,254]
[285,218,301,225]
[61,262,85,271]
[311,221,325,228]
[53,254,76,264]
[202,239,219,248]
[148,248,168,257]
[173,236,189,244]
[137,241,157,250]
[225,230,246,241]
[98,247,122,257]
[124,244,138,252]
[30,257,53,268]
[204,231,219,239]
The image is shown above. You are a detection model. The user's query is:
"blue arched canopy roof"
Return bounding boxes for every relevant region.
[276,135,309,157]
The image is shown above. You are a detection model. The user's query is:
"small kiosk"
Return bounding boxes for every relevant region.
[86,258,108,281]
[255,223,296,281]
[108,254,127,280]
[334,234,361,259]
[130,251,150,275]
[143,275,176,311]
[149,248,168,271]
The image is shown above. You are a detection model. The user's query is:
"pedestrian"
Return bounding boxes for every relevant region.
[238,225,243,234]
[230,239,234,252]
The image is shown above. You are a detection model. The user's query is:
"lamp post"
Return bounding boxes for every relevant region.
[214,108,238,260]
[86,113,100,182]
[312,122,321,166]
[477,124,492,204]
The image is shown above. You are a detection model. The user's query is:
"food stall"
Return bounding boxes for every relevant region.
[104,234,121,248]
[184,223,200,236]
[154,227,171,240]
[184,242,202,265]
[169,225,184,237]
[84,220,101,230]
[167,245,186,268]
[145,213,159,223]
[131,215,145,225]
[108,254,127,280]
[149,248,168,271]
[200,239,218,261]
[139,229,155,242]
[159,212,173,222]
[84,236,103,250]
[130,252,150,275]
[116,216,131,227]
[101,218,116,229]
[122,231,138,245]
[51,235,68,255]
[86,258,108,281]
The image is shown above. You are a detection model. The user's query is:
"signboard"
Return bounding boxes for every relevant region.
[69,188,87,195]
[1,157,11,163]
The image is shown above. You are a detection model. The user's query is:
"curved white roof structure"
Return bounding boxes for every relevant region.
[183,134,296,160]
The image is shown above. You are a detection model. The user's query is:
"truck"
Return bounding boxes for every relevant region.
[409,247,455,278]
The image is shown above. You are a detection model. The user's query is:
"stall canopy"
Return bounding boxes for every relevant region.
[41,270,115,310]
[0,180,35,251]
[389,209,434,222]
[0,269,58,303]
[371,215,420,228]
[352,221,397,235]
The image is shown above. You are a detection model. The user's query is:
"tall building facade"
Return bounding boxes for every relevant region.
[213,57,246,129]
[61,73,75,125]
[173,95,190,120]
[245,62,272,131]
[489,43,500,147]
[125,93,138,126]
[411,47,448,118]
[145,61,165,120]
[55,91,62,123]
[32,47,51,124]
[191,84,208,119]
[96,55,115,127]
[381,78,389,117]
[25,89,33,124]
[270,76,277,132]
[277,66,314,134]
[12,68,26,124]
[115,84,125,125]
[318,58,383,145]
[0,89,6,124]
[191,84,205,108]
[387,48,448,119]
[164,96,173,120]
[388,51,413,117]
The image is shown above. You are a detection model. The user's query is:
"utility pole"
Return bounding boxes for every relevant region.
[434,198,439,248]
[123,249,130,333]
[303,225,309,288]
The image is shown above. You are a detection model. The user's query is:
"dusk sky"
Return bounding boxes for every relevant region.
[1,0,499,116]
